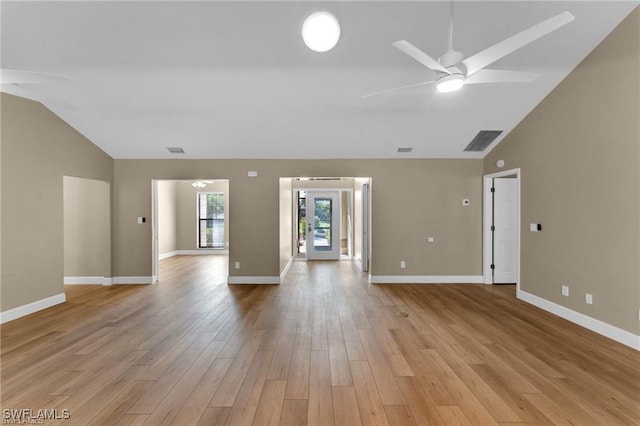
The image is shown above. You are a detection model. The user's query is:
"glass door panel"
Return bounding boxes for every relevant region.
[307,191,340,260]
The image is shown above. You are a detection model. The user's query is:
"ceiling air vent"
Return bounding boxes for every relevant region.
[464,131,503,152]
[166,147,185,154]
[397,147,413,153]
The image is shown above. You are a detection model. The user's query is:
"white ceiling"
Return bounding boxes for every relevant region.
[2,1,637,159]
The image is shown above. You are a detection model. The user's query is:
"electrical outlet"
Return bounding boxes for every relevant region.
[400,261,406,269]
[585,293,593,305]
[234,261,240,270]
[427,237,435,243]
[561,285,569,297]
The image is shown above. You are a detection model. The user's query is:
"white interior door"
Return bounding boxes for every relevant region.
[493,178,519,283]
[307,191,341,260]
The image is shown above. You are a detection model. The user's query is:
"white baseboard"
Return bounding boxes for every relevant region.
[112,276,154,285]
[0,293,66,324]
[369,275,484,284]
[354,257,362,270]
[159,251,178,260]
[517,289,640,351]
[280,256,294,281]
[64,276,112,286]
[227,276,280,285]
[160,250,229,260]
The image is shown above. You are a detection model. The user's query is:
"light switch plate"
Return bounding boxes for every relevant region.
[585,293,593,305]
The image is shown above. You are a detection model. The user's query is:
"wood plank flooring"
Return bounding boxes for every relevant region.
[1,256,639,425]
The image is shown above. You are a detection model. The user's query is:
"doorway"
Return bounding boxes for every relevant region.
[152,179,229,282]
[483,169,521,287]
[289,177,371,272]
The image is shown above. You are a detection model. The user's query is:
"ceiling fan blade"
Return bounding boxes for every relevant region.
[465,69,538,85]
[392,40,451,75]
[361,80,436,99]
[1,84,77,111]
[0,69,70,85]
[462,11,575,76]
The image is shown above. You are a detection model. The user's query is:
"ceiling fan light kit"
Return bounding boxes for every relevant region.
[437,73,465,93]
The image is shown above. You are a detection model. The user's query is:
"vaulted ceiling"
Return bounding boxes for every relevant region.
[2,1,636,159]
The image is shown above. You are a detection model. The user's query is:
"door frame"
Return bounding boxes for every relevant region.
[361,182,370,273]
[483,168,521,289]
[152,180,159,283]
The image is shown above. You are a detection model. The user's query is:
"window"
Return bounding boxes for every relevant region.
[198,192,224,249]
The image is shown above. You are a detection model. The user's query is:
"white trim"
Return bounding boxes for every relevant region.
[159,250,178,260]
[517,289,640,351]
[369,275,484,284]
[153,179,159,283]
[0,293,66,324]
[354,257,362,270]
[227,276,280,285]
[159,249,229,260]
[64,276,112,286]
[112,276,154,284]
[280,256,294,280]
[178,249,228,255]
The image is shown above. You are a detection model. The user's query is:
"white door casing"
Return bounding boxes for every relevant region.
[361,183,370,272]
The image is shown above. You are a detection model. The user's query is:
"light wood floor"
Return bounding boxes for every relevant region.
[1,256,639,425]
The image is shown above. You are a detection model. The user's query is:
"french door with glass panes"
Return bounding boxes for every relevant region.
[306,191,340,260]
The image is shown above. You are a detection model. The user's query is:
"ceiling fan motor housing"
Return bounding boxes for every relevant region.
[439,50,464,67]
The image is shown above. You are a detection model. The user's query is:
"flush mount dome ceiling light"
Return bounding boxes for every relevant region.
[302,12,340,52]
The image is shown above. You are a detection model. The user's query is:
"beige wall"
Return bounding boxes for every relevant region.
[157,180,178,255]
[279,178,293,273]
[484,8,640,334]
[63,176,111,279]
[1,94,113,312]
[176,180,229,250]
[113,159,483,278]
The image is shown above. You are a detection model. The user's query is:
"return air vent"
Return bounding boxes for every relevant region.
[397,147,413,153]
[166,147,185,154]
[464,131,503,152]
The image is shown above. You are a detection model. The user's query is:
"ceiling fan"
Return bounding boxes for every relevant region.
[363,3,575,98]
[0,69,76,110]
